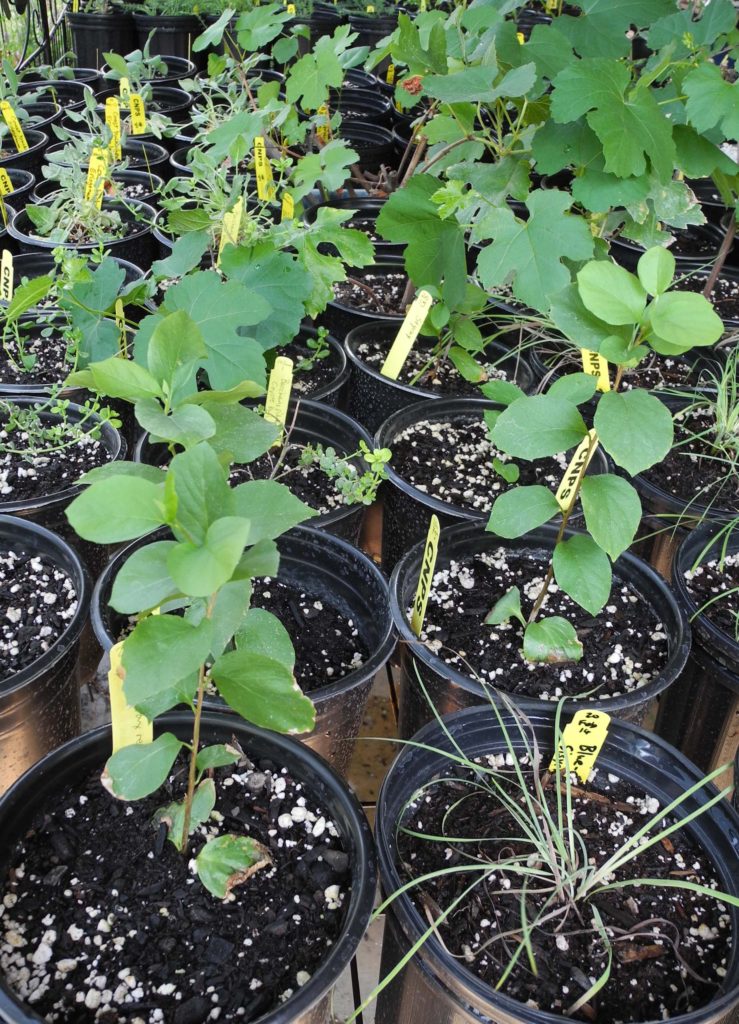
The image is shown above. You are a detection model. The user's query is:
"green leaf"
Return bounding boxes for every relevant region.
[570,169,650,214]
[637,246,675,297]
[152,232,210,280]
[147,309,207,402]
[548,373,598,405]
[4,274,53,319]
[577,261,647,325]
[555,0,675,59]
[212,651,315,733]
[647,292,724,352]
[167,517,253,597]
[66,477,166,543]
[234,538,280,580]
[169,442,233,544]
[486,485,561,539]
[110,540,179,614]
[201,402,280,462]
[289,140,359,204]
[523,617,583,664]
[447,346,485,383]
[424,63,536,104]
[79,462,165,486]
[285,25,354,109]
[231,480,315,542]
[209,578,252,657]
[104,733,183,801]
[122,615,213,710]
[196,745,241,775]
[376,174,466,306]
[155,779,216,852]
[552,534,611,616]
[493,395,588,460]
[684,62,739,144]
[135,400,216,449]
[493,458,519,484]
[484,585,525,627]
[235,607,295,670]
[481,379,525,406]
[476,190,594,312]
[71,357,162,402]
[548,284,631,351]
[193,8,233,50]
[594,390,673,476]
[195,834,272,899]
[580,474,642,561]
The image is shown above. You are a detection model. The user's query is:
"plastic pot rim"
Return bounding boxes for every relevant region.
[389,519,692,716]
[0,513,91,697]
[375,701,739,1024]
[0,129,48,165]
[0,708,377,1024]
[7,197,156,253]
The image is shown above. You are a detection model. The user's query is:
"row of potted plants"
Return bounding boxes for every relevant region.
[0,0,738,1021]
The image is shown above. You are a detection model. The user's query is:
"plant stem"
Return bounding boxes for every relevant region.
[703,215,736,299]
[180,594,216,851]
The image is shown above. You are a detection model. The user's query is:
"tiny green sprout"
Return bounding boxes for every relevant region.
[298,439,391,505]
[294,327,331,373]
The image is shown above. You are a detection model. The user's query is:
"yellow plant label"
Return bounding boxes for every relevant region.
[0,170,10,228]
[129,93,146,135]
[217,196,244,266]
[72,0,79,11]
[411,514,440,637]
[316,105,331,143]
[0,102,28,152]
[381,289,433,380]
[264,356,293,438]
[386,63,395,85]
[119,76,131,106]
[84,146,109,209]
[254,136,276,201]
[287,3,296,12]
[0,249,13,303]
[545,0,557,10]
[420,0,427,9]
[0,197,5,227]
[366,4,374,10]
[109,642,153,754]
[580,348,610,392]
[555,428,598,512]
[517,31,525,43]
[105,96,122,161]
[549,709,610,782]
[281,192,294,221]
[115,298,126,354]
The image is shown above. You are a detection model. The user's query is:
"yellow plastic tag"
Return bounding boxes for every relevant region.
[549,709,610,782]
[115,298,126,354]
[0,249,13,303]
[580,348,610,392]
[411,514,440,637]
[545,0,557,10]
[517,31,525,43]
[555,428,598,512]
[72,0,79,11]
[84,146,109,209]
[287,2,296,11]
[119,76,131,106]
[0,170,10,228]
[264,356,293,439]
[386,63,395,85]
[129,93,146,135]
[217,196,244,266]
[420,0,427,9]
[105,96,122,161]
[316,105,331,143]
[366,4,374,10]
[254,136,276,201]
[0,197,5,227]
[281,192,294,221]
[381,289,434,380]
[0,102,29,152]
[109,642,154,754]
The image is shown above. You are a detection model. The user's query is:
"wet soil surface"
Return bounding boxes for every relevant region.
[398,760,731,1022]
[0,327,75,386]
[683,551,739,639]
[229,444,347,516]
[0,755,349,1023]
[0,423,109,503]
[332,273,407,315]
[418,548,669,701]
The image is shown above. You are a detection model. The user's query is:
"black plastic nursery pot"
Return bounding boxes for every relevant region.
[331,87,393,127]
[95,84,195,123]
[0,168,34,210]
[14,100,62,135]
[133,14,206,67]
[610,223,725,272]
[137,398,372,545]
[374,703,739,1024]
[66,10,138,70]
[0,515,90,794]
[101,54,197,87]
[16,78,94,111]
[339,120,396,175]
[91,525,395,777]
[7,197,156,269]
[45,137,170,179]
[689,178,729,227]
[375,396,609,574]
[0,709,377,1024]
[319,258,407,343]
[0,128,48,178]
[389,520,691,739]
[21,67,101,89]
[655,522,739,796]
[344,321,535,434]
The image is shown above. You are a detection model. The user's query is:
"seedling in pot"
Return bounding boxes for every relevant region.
[0,394,119,458]
[297,439,392,505]
[484,247,723,664]
[64,359,318,894]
